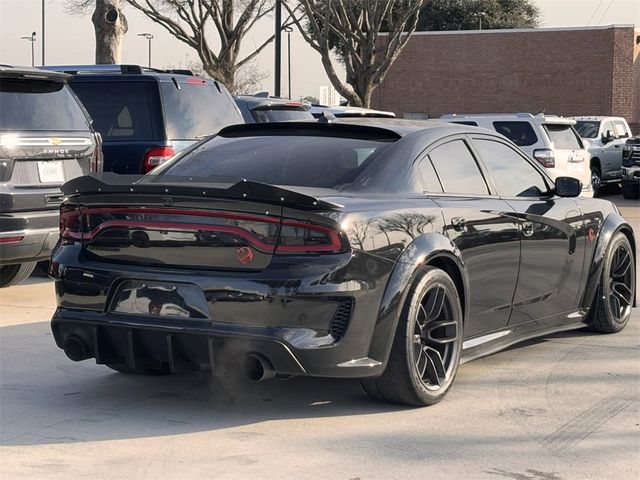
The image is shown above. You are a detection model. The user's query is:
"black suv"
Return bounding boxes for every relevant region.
[43,65,243,174]
[0,65,101,287]
[622,136,640,199]
[234,95,314,123]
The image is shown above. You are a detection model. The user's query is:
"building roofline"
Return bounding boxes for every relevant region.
[379,24,636,36]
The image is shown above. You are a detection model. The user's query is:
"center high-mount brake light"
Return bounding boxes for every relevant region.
[143,146,175,172]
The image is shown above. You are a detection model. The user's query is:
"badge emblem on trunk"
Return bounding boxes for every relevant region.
[236,246,254,264]
[49,137,62,145]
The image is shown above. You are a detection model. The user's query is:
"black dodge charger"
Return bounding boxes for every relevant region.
[50,119,636,406]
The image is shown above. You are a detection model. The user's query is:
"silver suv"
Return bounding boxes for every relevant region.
[440,113,593,196]
[571,116,633,193]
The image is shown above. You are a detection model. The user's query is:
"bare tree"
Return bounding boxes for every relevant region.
[285,0,426,107]
[170,57,268,94]
[65,0,128,63]
[123,1,291,93]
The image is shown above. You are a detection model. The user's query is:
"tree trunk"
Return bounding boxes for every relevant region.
[92,0,128,64]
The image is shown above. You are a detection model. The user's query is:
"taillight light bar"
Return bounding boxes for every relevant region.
[143,146,176,173]
[0,236,24,244]
[533,149,555,168]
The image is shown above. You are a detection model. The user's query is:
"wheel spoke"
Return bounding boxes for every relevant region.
[423,345,446,386]
[612,249,631,278]
[609,293,622,318]
[611,281,632,305]
[426,320,458,345]
[424,285,446,322]
[416,303,427,329]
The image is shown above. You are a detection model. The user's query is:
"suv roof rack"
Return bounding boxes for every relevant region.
[42,64,195,76]
[441,112,536,119]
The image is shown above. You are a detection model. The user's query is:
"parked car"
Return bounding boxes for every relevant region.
[310,105,395,119]
[622,136,640,199]
[50,119,635,407]
[43,64,243,173]
[234,95,314,123]
[571,116,632,193]
[0,65,101,287]
[440,113,593,196]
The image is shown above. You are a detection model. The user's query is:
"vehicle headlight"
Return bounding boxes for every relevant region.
[623,144,632,151]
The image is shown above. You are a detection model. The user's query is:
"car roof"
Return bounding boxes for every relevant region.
[441,112,576,126]
[310,105,395,118]
[0,64,70,82]
[235,96,311,111]
[570,116,624,122]
[40,64,216,84]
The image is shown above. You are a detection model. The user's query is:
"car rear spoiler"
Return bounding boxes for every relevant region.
[62,174,343,211]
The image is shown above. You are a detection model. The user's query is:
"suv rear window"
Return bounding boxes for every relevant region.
[543,124,582,149]
[492,121,538,147]
[70,81,155,140]
[251,109,313,123]
[0,79,89,131]
[160,82,242,140]
[159,134,392,188]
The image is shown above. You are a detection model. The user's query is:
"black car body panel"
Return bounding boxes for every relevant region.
[0,65,99,266]
[50,120,635,379]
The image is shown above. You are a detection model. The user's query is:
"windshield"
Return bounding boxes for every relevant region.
[157,134,393,188]
[574,121,600,139]
[0,79,89,131]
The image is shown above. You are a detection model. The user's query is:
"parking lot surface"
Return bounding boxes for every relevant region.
[1,192,638,480]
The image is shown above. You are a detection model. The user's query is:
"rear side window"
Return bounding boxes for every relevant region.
[428,140,489,195]
[0,79,89,131]
[160,134,392,188]
[543,124,582,149]
[493,121,538,147]
[160,82,242,140]
[473,139,549,197]
[70,81,154,140]
[251,109,313,123]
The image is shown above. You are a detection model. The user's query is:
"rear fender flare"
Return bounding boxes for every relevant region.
[581,211,636,311]
[367,232,469,367]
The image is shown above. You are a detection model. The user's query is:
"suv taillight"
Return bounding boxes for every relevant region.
[533,149,555,168]
[143,146,175,173]
[276,220,347,253]
[90,132,104,173]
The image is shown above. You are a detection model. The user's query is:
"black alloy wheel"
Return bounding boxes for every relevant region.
[361,266,463,406]
[590,232,635,333]
[591,167,602,196]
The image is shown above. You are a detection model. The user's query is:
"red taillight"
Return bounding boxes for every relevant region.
[0,236,24,244]
[533,149,555,168]
[60,206,82,243]
[91,132,104,172]
[276,220,346,253]
[143,146,175,173]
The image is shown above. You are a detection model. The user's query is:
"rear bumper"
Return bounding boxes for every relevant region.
[50,246,395,378]
[0,210,58,265]
[622,166,640,184]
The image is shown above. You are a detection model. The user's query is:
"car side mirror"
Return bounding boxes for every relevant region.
[555,176,582,197]
[601,130,613,144]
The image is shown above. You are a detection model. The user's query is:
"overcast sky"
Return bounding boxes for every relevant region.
[1,0,638,99]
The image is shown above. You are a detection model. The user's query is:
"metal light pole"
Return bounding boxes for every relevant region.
[274,0,282,97]
[475,12,486,30]
[138,33,154,68]
[41,0,45,65]
[284,26,293,99]
[20,32,37,66]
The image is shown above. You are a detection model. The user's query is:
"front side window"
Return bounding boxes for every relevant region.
[158,134,393,188]
[574,121,600,139]
[543,124,582,149]
[0,79,89,131]
[428,140,489,195]
[492,121,538,147]
[473,139,550,197]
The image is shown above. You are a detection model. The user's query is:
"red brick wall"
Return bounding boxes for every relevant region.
[372,26,639,132]
[631,30,640,134]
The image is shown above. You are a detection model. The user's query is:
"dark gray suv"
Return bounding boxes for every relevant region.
[0,66,101,287]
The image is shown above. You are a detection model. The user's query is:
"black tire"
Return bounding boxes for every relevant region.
[622,182,640,200]
[0,262,37,288]
[589,232,635,333]
[106,363,170,375]
[591,166,602,197]
[361,266,463,406]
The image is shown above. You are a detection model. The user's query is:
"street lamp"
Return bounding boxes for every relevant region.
[473,12,486,30]
[284,26,293,99]
[137,33,154,68]
[274,0,282,96]
[20,32,37,67]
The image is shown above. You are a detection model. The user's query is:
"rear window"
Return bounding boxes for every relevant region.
[0,79,89,131]
[70,81,155,140]
[452,121,478,126]
[543,124,582,149]
[251,109,313,123]
[492,121,538,147]
[159,134,392,188]
[574,121,600,139]
[160,82,242,140]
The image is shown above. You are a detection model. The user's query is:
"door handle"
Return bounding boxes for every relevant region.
[451,217,466,232]
[614,145,620,148]
[522,222,535,237]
